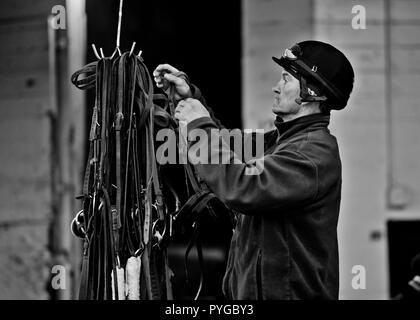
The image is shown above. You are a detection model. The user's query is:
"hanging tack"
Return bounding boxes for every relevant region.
[92,44,101,60]
[100,48,105,59]
[138,50,143,57]
[129,42,136,56]
[111,263,126,300]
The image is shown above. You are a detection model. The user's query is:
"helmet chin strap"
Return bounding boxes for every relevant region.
[295,76,327,105]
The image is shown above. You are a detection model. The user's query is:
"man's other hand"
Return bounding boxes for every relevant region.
[174,98,210,124]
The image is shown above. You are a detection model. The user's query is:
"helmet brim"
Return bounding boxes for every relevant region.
[272,56,300,81]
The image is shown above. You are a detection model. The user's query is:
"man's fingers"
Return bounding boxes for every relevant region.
[152,67,184,89]
[153,76,163,88]
[154,64,179,76]
[174,112,182,121]
[154,76,163,85]
[164,73,184,86]
[175,103,184,113]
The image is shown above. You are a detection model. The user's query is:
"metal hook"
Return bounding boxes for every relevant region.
[110,47,122,59]
[129,42,136,56]
[91,44,101,60]
[110,0,124,59]
[91,0,124,60]
[116,0,123,49]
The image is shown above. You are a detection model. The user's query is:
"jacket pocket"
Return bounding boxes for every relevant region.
[256,249,263,300]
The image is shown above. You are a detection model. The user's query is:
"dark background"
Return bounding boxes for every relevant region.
[87,0,242,129]
[387,220,420,298]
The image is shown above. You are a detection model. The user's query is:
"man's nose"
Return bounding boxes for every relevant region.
[272,84,281,94]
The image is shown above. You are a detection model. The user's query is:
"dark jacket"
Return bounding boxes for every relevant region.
[187,112,342,300]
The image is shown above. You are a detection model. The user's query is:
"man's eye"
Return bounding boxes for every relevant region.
[283,75,288,82]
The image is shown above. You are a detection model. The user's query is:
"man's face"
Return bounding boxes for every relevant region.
[272,69,301,116]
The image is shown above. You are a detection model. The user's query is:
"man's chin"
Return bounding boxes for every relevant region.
[272,105,285,116]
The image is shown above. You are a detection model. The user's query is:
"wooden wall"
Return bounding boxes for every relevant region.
[0,0,85,299]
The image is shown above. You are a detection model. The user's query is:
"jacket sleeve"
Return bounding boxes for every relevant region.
[189,83,225,129]
[190,83,269,161]
[187,117,318,215]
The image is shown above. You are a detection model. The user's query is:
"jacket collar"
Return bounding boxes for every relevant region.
[274,113,330,141]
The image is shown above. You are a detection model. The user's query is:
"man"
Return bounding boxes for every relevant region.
[153,40,354,300]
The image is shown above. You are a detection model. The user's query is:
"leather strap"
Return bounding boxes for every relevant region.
[71,61,97,90]
[72,52,176,301]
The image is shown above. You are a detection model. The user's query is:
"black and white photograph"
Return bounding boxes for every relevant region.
[0,0,419,310]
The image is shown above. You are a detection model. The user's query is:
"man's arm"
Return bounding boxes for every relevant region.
[153,65,316,214]
[186,116,318,215]
[153,63,224,128]
[153,63,267,161]
[188,83,225,129]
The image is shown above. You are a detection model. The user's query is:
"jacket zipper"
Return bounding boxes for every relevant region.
[256,249,263,300]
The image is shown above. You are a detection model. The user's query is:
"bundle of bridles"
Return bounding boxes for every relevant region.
[70,43,231,300]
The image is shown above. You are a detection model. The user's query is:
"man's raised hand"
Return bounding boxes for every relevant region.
[153,64,192,100]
